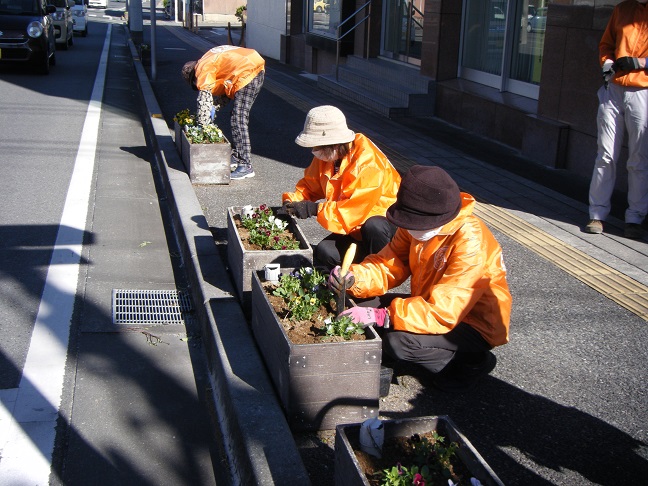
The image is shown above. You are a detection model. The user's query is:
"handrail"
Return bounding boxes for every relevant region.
[335,0,372,81]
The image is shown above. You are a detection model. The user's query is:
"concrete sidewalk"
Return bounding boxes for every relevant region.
[133,20,648,485]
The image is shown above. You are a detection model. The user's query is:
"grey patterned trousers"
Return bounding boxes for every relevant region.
[196,70,265,166]
[230,71,264,166]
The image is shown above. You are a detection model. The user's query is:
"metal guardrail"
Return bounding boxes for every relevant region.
[335,0,371,81]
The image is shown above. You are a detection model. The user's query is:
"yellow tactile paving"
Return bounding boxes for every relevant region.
[261,70,648,321]
[475,203,648,321]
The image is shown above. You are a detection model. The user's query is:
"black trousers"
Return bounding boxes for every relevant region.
[314,215,396,271]
[362,294,492,374]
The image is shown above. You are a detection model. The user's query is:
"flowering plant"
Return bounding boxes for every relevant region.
[173,108,195,127]
[272,267,338,323]
[379,432,462,486]
[272,266,364,338]
[185,123,225,144]
[240,204,300,250]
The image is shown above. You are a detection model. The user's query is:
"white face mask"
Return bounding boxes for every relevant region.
[407,227,442,242]
[312,147,338,162]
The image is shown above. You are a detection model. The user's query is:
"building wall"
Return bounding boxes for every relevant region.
[279,0,629,191]
[246,0,288,60]
[202,0,242,15]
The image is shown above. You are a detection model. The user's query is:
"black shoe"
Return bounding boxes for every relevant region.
[432,352,497,392]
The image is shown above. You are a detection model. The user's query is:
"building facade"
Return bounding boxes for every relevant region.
[246,0,630,192]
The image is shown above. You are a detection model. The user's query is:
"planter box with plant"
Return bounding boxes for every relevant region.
[175,109,231,184]
[173,109,195,157]
[227,205,313,310]
[335,415,504,486]
[251,266,382,431]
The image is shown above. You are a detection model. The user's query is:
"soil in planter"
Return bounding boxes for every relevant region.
[235,214,300,251]
[352,432,474,486]
[262,281,367,344]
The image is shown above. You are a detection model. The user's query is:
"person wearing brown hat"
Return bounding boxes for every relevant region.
[181,46,265,180]
[329,165,512,391]
[282,105,401,269]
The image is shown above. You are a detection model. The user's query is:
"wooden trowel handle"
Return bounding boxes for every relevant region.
[337,243,357,316]
[340,243,357,278]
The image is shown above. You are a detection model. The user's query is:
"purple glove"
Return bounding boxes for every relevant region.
[340,307,389,328]
[328,265,355,294]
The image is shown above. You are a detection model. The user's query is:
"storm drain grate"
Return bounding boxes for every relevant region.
[112,289,193,325]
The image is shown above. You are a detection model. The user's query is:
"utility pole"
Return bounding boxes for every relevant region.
[129,0,143,45]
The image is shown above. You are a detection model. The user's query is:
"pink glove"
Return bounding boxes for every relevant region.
[340,307,389,328]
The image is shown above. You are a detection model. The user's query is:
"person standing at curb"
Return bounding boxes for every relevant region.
[282,105,401,270]
[181,45,265,180]
[585,0,648,239]
[329,166,512,391]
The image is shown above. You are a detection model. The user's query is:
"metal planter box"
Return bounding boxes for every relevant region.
[227,206,313,310]
[334,415,504,486]
[251,270,382,431]
[181,130,231,184]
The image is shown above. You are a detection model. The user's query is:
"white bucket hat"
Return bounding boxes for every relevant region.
[295,105,355,147]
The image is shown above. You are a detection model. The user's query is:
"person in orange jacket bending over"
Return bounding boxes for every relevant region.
[182,46,265,180]
[329,165,512,391]
[282,105,401,270]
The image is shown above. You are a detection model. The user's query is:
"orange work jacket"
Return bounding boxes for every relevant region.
[347,193,512,347]
[600,0,648,88]
[282,133,401,238]
[194,46,265,98]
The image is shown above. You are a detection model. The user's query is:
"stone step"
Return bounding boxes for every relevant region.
[317,74,408,118]
[345,55,433,93]
[317,56,435,118]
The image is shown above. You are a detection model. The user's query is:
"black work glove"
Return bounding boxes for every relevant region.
[284,201,318,219]
[328,266,355,295]
[276,201,290,216]
[613,56,641,72]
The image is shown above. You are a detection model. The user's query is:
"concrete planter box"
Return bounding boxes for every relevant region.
[181,130,230,184]
[251,270,382,431]
[334,415,504,486]
[226,206,313,310]
[174,121,183,157]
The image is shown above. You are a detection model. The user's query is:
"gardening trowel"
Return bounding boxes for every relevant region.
[336,242,357,317]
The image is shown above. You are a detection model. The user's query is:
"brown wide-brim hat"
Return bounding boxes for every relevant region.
[295,105,355,147]
[387,166,462,230]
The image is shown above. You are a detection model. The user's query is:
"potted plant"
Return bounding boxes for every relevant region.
[250,265,383,431]
[235,4,247,24]
[179,114,231,184]
[227,205,313,310]
[334,416,505,486]
[172,108,194,157]
[139,43,150,66]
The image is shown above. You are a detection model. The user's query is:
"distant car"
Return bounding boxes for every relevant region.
[88,0,106,8]
[0,0,57,73]
[51,0,74,48]
[313,0,329,13]
[71,0,87,36]
[527,7,547,33]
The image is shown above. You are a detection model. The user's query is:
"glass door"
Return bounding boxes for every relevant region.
[381,0,424,65]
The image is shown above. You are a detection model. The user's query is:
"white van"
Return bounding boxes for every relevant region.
[88,0,107,8]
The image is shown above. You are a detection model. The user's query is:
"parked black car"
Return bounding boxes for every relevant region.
[0,0,57,74]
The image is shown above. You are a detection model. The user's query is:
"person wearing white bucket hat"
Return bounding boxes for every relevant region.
[282,105,401,270]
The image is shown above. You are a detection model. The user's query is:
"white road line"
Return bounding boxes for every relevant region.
[0,25,111,485]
